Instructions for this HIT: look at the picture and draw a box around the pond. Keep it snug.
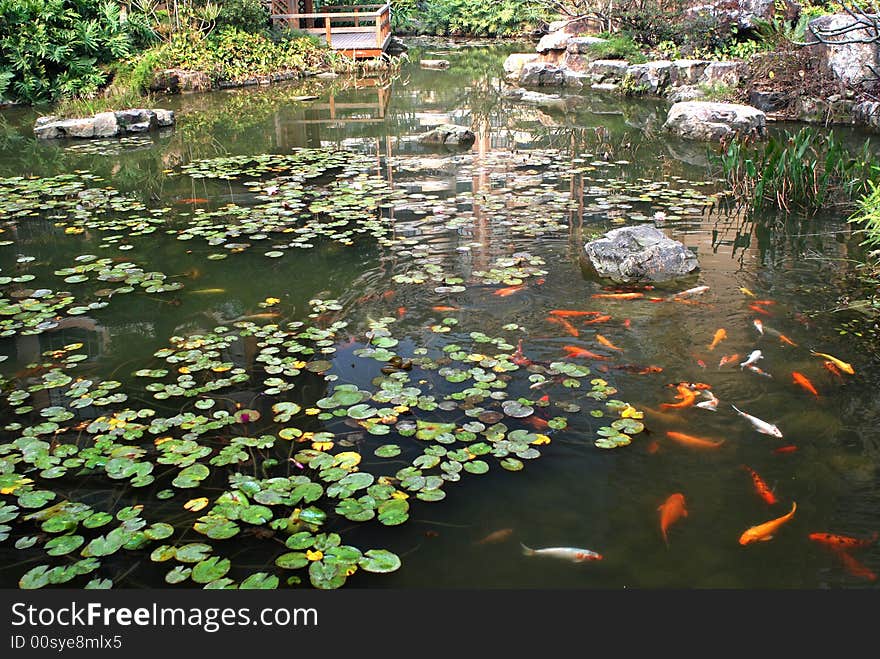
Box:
[1,40,878,590]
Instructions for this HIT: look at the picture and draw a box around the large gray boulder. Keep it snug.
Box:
[698,61,744,87]
[587,59,629,81]
[853,100,880,130]
[626,61,674,94]
[566,36,607,53]
[584,225,699,283]
[536,30,572,53]
[503,53,540,80]
[34,109,175,139]
[417,124,475,148]
[807,13,880,88]
[519,62,567,86]
[663,101,767,141]
[685,0,800,30]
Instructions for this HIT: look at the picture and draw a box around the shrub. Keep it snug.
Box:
[215,0,270,34]
[0,0,153,104]
[588,34,647,63]
[410,0,550,37]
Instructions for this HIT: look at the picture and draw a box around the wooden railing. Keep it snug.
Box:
[268,2,391,49]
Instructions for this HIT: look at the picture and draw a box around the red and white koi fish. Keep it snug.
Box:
[739,350,763,369]
[746,365,773,378]
[753,319,764,335]
[520,543,602,562]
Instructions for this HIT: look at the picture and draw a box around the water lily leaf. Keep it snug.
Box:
[19,565,51,589]
[45,534,85,556]
[500,458,524,472]
[85,578,113,589]
[193,515,240,539]
[335,497,376,522]
[192,556,231,584]
[276,552,309,570]
[309,560,347,589]
[374,444,401,458]
[416,489,446,502]
[285,532,315,550]
[240,505,273,525]
[240,572,279,589]
[502,400,534,418]
[166,565,191,584]
[173,463,210,488]
[291,482,323,504]
[378,498,409,526]
[175,543,212,563]
[611,418,644,434]
[463,460,490,474]
[347,403,378,419]
[144,523,175,540]
[358,549,401,574]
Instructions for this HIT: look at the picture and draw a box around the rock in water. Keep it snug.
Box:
[417,124,476,149]
[663,101,766,141]
[583,225,699,283]
[420,59,450,69]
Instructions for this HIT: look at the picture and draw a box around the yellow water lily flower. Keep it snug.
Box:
[305,408,321,416]
[312,441,334,451]
[264,297,281,306]
[391,490,409,500]
[306,549,323,561]
[531,434,551,446]
[1,477,33,495]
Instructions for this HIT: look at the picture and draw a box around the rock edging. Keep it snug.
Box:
[34,109,174,139]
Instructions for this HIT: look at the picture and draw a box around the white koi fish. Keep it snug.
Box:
[673,285,709,298]
[521,543,603,562]
[747,365,772,378]
[739,350,763,369]
[731,404,784,438]
[695,390,719,411]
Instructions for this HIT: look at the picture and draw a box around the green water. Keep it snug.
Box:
[1,40,879,589]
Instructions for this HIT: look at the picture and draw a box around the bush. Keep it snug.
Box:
[215,0,270,34]
[0,0,154,104]
[588,34,647,63]
[405,0,550,37]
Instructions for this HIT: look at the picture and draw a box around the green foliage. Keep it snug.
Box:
[405,0,551,37]
[215,0,270,34]
[613,3,737,53]
[849,177,880,249]
[0,0,154,104]
[587,34,647,63]
[697,81,736,101]
[716,127,876,214]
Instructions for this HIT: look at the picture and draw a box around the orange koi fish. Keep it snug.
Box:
[549,310,602,317]
[523,416,550,430]
[753,300,775,306]
[432,305,460,312]
[381,290,396,300]
[791,371,819,397]
[547,316,579,337]
[738,501,797,545]
[176,197,210,204]
[595,334,622,351]
[493,285,524,297]
[742,465,778,505]
[773,445,798,454]
[778,334,798,347]
[837,551,878,582]
[707,328,727,350]
[613,364,663,374]
[665,430,725,449]
[476,528,514,545]
[623,318,631,329]
[658,493,688,547]
[749,304,771,316]
[591,292,644,300]
[511,340,533,367]
[397,306,407,319]
[562,345,608,360]
[646,440,660,454]
[696,358,706,369]
[808,532,878,552]
[583,315,612,325]
[660,385,697,410]
[823,361,843,379]
[718,353,740,368]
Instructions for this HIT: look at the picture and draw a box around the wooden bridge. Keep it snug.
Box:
[266,2,392,59]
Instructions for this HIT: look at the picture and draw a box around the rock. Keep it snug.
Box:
[126,121,153,133]
[536,30,572,53]
[504,87,580,109]
[34,116,60,128]
[583,225,699,283]
[150,69,212,93]
[748,89,789,112]
[563,70,590,88]
[421,59,450,69]
[503,53,539,79]
[565,36,607,53]
[663,101,767,141]
[115,109,158,132]
[853,100,880,130]
[684,0,799,30]
[671,59,711,85]
[586,59,629,81]
[154,109,175,127]
[417,124,476,149]
[519,62,566,87]
[807,13,880,88]
[591,83,619,92]
[548,15,604,35]
[625,60,674,94]
[92,112,119,138]
[667,85,706,102]
[699,61,743,87]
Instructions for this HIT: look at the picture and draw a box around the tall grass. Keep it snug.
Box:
[716,127,876,214]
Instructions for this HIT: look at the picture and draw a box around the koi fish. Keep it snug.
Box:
[232,312,282,322]
[738,501,796,545]
[753,319,764,335]
[753,300,775,306]
[432,305,460,312]
[707,328,727,350]
[837,551,878,581]
[523,416,550,431]
[476,528,514,545]
[612,364,663,374]
[696,359,707,369]
[381,290,395,300]
[810,350,854,375]
[695,390,719,411]
[740,287,757,297]
[647,440,660,454]
[397,306,407,319]
[176,197,210,204]
[623,319,631,329]
[583,315,613,325]
[773,444,798,454]
[672,285,709,298]
[547,316,579,337]
[665,430,725,449]
[808,532,878,552]
[739,350,763,369]
[791,371,819,397]
[660,384,697,410]
[591,292,644,300]
[747,365,773,378]
[658,493,688,547]
[493,285,524,297]
[823,361,843,379]
[520,543,603,562]
[778,334,798,347]
[549,310,602,317]
[191,288,226,294]
[595,334,622,351]
[563,345,608,360]
[731,404,783,438]
[749,304,771,316]
[742,465,778,505]
[718,353,740,368]
[511,339,533,367]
